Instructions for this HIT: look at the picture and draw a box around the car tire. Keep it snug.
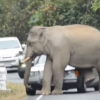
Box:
[77,76,87,93]
[18,70,24,79]
[26,88,36,95]
[18,64,24,79]
[94,86,99,91]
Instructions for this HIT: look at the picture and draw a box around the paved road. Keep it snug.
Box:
[7,71,23,84]
[7,71,100,100]
[26,89,100,100]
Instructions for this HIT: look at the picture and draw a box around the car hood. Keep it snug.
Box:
[31,63,75,72]
[0,48,22,57]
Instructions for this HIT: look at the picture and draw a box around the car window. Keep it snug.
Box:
[34,55,46,65]
[38,55,46,63]
[93,68,98,76]
[0,40,20,49]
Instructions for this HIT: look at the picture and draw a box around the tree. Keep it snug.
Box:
[92,0,100,11]
[29,0,100,30]
[1,0,100,43]
[0,0,48,42]
[0,0,32,42]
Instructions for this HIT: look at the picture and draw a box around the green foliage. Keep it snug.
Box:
[0,0,31,42]
[0,0,100,43]
[29,0,100,30]
[0,0,46,42]
[92,0,100,11]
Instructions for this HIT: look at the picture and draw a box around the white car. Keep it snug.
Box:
[25,55,99,95]
[0,37,23,71]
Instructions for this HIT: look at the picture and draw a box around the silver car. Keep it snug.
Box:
[26,55,99,95]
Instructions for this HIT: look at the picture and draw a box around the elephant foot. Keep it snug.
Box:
[51,89,63,95]
[41,88,51,95]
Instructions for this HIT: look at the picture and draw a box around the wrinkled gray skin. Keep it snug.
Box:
[24,24,100,95]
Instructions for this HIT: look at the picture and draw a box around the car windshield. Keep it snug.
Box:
[34,55,46,65]
[0,40,20,49]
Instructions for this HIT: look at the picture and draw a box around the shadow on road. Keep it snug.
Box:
[27,89,95,96]
[63,90,94,94]
[26,90,95,98]
[7,70,18,73]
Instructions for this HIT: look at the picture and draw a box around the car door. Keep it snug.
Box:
[92,68,99,85]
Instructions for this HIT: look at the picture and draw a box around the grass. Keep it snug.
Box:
[0,83,27,100]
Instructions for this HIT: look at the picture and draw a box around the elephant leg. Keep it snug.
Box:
[82,69,95,83]
[51,52,70,94]
[52,66,64,94]
[97,60,100,92]
[97,71,100,92]
[41,56,52,95]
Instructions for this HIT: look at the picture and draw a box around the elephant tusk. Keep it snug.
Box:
[22,57,31,63]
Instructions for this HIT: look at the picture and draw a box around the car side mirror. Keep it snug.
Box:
[19,51,23,55]
[22,44,26,50]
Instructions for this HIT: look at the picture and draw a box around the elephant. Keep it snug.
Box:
[23,24,100,95]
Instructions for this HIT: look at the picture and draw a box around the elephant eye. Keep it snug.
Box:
[27,42,32,46]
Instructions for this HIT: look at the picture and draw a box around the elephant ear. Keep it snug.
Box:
[38,28,47,47]
[38,28,45,38]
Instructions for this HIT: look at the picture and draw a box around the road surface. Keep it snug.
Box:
[7,71,23,84]
[26,89,100,100]
[7,71,100,100]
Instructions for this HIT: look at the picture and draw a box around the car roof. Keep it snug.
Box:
[0,37,18,41]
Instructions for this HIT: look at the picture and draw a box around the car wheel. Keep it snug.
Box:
[26,88,36,95]
[77,76,87,93]
[94,86,99,91]
[18,64,24,79]
[18,70,24,79]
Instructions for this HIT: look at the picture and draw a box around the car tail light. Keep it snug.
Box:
[75,71,80,77]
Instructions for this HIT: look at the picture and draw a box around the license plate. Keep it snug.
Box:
[0,63,5,66]
[30,72,40,78]
[64,72,76,79]
[4,63,11,67]
[33,72,39,76]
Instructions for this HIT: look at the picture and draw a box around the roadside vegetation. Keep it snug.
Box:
[0,0,100,43]
[0,83,27,100]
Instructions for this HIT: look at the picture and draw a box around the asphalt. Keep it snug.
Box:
[7,71,100,100]
[7,70,23,84]
[26,89,100,100]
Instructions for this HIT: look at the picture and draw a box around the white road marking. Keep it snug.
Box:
[36,95,43,100]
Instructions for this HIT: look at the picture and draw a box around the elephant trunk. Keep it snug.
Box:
[23,48,36,88]
[24,58,32,87]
